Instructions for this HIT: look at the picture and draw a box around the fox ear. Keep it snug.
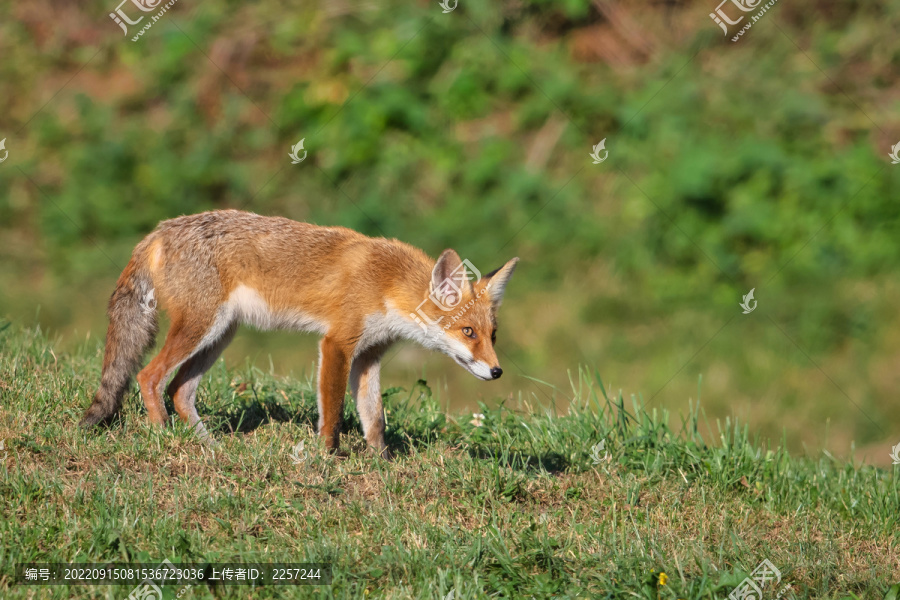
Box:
[485,257,519,308]
[432,249,463,287]
[431,249,464,299]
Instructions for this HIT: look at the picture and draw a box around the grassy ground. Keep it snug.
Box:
[0,321,898,599]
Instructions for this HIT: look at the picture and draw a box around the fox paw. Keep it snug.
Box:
[328,447,350,459]
[371,446,393,461]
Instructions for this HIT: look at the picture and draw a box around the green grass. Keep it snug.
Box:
[0,321,897,599]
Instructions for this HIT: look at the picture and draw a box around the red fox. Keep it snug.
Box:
[80,210,518,457]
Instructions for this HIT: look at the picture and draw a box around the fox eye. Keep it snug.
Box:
[462,327,475,338]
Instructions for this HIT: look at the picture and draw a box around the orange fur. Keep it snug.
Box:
[80,210,519,457]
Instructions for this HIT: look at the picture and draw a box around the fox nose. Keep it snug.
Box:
[490,367,503,379]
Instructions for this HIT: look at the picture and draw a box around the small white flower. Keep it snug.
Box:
[470,413,485,427]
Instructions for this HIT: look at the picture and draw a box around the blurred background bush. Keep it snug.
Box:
[0,0,898,462]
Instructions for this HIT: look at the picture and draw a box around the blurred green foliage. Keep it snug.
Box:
[0,0,898,452]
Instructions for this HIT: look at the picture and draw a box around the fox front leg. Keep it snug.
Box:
[349,344,391,459]
[316,336,352,454]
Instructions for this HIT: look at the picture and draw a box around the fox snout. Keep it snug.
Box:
[469,359,503,381]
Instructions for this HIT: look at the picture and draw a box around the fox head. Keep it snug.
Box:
[411,249,518,381]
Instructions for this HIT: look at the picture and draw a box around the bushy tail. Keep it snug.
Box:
[80,248,159,427]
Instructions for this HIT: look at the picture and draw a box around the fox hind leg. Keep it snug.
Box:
[166,323,237,443]
[136,315,217,426]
